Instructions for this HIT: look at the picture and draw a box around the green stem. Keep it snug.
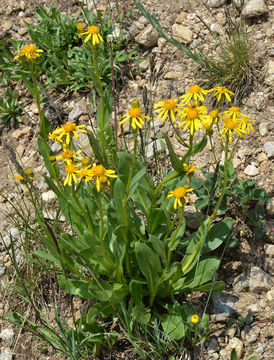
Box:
[167,207,184,264]
[124,130,138,202]
[72,185,94,235]
[209,134,217,164]
[170,116,189,148]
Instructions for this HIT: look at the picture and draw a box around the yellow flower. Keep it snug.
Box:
[56,148,82,164]
[76,23,85,31]
[183,163,200,175]
[219,117,246,142]
[58,122,87,145]
[14,168,34,183]
[14,44,43,61]
[221,106,247,121]
[178,104,208,135]
[167,185,194,209]
[49,155,57,165]
[209,86,234,102]
[202,116,214,130]
[76,165,93,181]
[120,100,150,130]
[191,314,199,324]
[90,164,117,192]
[81,156,90,167]
[64,163,81,186]
[154,99,180,123]
[48,128,63,142]
[79,25,103,45]
[180,85,208,104]
[239,117,255,134]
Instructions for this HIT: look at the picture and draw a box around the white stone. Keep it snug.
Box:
[0,328,14,347]
[225,338,244,359]
[264,141,274,158]
[259,122,268,136]
[264,60,274,86]
[208,0,227,8]
[242,0,269,18]
[135,24,159,48]
[210,23,224,35]
[172,24,193,44]
[265,244,274,257]
[244,164,259,176]
[233,0,245,9]
[266,289,274,302]
[249,266,273,293]
[266,198,274,217]
[41,190,57,204]
[1,228,20,248]
[0,348,13,360]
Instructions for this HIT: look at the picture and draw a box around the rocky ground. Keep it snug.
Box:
[0,0,273,359]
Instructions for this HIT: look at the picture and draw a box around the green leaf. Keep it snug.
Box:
[230,348,239,360]
[194,281,226,292]
[147,208,168,234]
[113,178,127,225]
[134,242,161,295]
[162,133,182,172]
[126,167,147,201]
[149,235,167,266]
[203,217,233,253]
[161,314,185,340]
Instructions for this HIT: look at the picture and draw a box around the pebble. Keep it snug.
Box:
[41,190,57,204]
[208,0,227,8]
[184,205,202,229]
[266,198,274,217]
[266,289,274,302]
[0,267,6,275]
[1,228,20,248]
[249,266,273,293]
[135,24,159,48]
[257,152,267,163]
[225,337,244,359]
[0,348,13,360]
[242,0,269,18]
[171,24,193,44]
[0,328,14,346]
[68,98,88,122]
[255,33,264,40]
[259,122,268,136]
[233,274,249,294]
[212,291,239,316]
[264,60,274,86]
[264,141,274,158]
[244,164,259,176]
[210,23,224,35]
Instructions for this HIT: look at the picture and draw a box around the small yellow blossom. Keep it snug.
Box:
[120,100,150,130]
[48,128,63,142]
[81,156,90,167]
[239,117,255,134]
[209,109,219,122]
[49,155,57,165]
[14,168,34,183]
[64,163,81,186]
[177,104,208,135]
[180,85,208,104]
[58,122,87,145]
[219,117,246,142]
[191,314,199,324]
[167,185,194,209]
[221,106,248,121]
[76,165,93,181]
[209,86,234,102]
[90,163,117,192]
[56,148,83,164]
[183,163,200,175]
[14,44,43,61]
[202,116,214,130]
[154,99,180,123]
[79,25,103,45]
[76,23,85,32]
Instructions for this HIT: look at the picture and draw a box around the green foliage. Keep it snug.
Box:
[230,348,257,360]
[0,88,23,127]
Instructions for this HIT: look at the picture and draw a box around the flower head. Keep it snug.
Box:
[167,185,194,209]
[239,117,255,134]
[56,148,82,164]
[14,168,34,183]
[177,104,208,135]
[14,44,43,61]
[58,122,87,145]
[219,117,246,142]
[221,106,248,121]
[81,156,90,167]
[48,127,63,142]
[79,25,103,45]
[209,86,234,103]
[183,163,200,175]
[120,100,150,130]
[76,165,93,182]
[90,163,117,192]
[191,314,199,324]
[180,85,208,104]
[154,99,180,123]
[64,163,81,186]
[76,23,85,32]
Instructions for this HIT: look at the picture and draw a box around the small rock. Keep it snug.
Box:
[244,164,259,176]
[233,0,245,9]
[172,24,193,44]
[264,141,274,158]
[265,243,274,257]
[210,23,224,35]
[41,190,57,204]
[2,20,13,31]
[207,337,219,351]
[255,33,264,40]
[208,0,227,8]
[0,328,14,346]
[0,348,13,360]
[264,60,274,86]
[266,289,274,302]
[50,142,62,152]
[225,337,244,359]
[247,303,260,314]
[184,205,202,229]
[227,327,237,339]
[0,267,6,275]
[257,152,267,163]
[146,139,164,158]
[1,228,20,248]
[249,266,273,293]
[164,71,183,79]
[266,198,274,217]
[212,292,239,316]
[233,274,249,294]
[135,24,159,48]
[259,122,268,136]
[242,0,269,18]
[68,98,88,122]
[139,60,149,71]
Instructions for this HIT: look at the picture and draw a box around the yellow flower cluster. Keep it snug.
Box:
[14,44,44,62]
[77,23,104,45]
[14,168,34,183]
[48,122,117,189]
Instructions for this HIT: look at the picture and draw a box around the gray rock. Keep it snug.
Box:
[233,274,249,294]
[266,289,274,302]
[146,139,164,158]
[265,243,274,257]
[233,0,245,9]
[184,205,202,229]
[172,24,193,44]
[208,0,227,8]
[68,98,88,122]
[244,164,259,176]
[247,303,260,314]
[264,141,274,158]
[139,60,149,71]
[1,228,20,248]
[0,328,14,346]
[210,23,224,35]
[0,267,6,275]
[135,24,159,48]
[41,190,57,204]
[225,338,244,359]
[0,348,13,360]
[212,291,239,316]
[50,142,62,153]
[264,60,274,86]
[242,0,269,18]
[249,266,273,293]
[259,122,268,136]
[207,337,219,351]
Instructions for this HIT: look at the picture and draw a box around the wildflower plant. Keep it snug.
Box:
[5,4,268,358]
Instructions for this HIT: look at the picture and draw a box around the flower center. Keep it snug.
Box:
[241,118,248,124]
[93,165,105,177]
[63,122,76,132]
[65,164,76,174]
[88,25,99,34]
[229,106,239,113]
[189,85,201,94]
[23,44,36,55]
[76,23,85,31]
[187,108,199,119]
[81,157,90,165]
[128,107,141,117]
[209,110,218,118]
[173,187,186,199]
[224,118,236,130]
[164,99,176,110]
[62,150,73,159]
[203,119,211,130]
[78,168,88,177]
